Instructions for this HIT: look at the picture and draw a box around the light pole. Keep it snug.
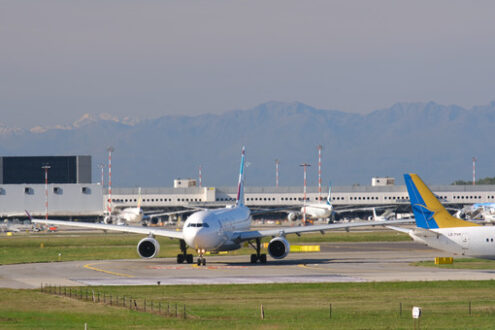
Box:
[107,147,114,214]
[317,145,322,201]
[41,164,51,220]
[98,163,105,187]
[300,163,311,225]
[275,159,279,188]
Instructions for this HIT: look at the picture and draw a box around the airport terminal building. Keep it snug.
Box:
[1,157,495,220]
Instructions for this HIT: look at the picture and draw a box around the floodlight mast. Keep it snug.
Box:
[41,164,51,220]
[107,147,114,214]
[300,163,311,225]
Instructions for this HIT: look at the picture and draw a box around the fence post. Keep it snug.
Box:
[159,301,161,314]
[183,305,186,319]
[329,303,332,319]
[400,302,402,316]
[469,301,472,315]
[261,304,265,320]
[144,299,147,312]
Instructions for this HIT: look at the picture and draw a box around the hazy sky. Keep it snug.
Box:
[1,1,495,128]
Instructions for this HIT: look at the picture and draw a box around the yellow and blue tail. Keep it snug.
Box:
[404,173,478,229]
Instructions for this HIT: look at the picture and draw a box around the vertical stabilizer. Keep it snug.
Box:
[326,182,332,206]
[137,187,142,209]
[404,173,478,229]
[236,147,246,206]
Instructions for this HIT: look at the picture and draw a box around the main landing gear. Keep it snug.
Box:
[249,238,267,264]
[176,240,193,264]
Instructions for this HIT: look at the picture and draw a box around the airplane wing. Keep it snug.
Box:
[31,219,184,239]
[233,219,414,242]
[146,209,202,220]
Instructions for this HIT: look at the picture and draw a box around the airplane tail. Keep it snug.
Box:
[326,183,332,206]
[235,146,246,206]
[137,187,142,209]
[404,173,478,229]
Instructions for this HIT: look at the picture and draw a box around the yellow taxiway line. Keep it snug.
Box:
[83,263,135,278]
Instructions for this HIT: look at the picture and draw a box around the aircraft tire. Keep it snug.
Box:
[177,254,184,264]
[250,254,257,263]
[260,254,267,264]
[186,254,193,264]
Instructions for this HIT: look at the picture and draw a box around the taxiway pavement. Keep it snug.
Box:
[2,241,494,289]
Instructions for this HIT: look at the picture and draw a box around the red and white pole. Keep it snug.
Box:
[275,159,279,188]
[300,163,311,225]
[472,157,477,186]
[318,145,322,201]
[107,147,114,213]
[199,165,202,188]
[42,165,51,220]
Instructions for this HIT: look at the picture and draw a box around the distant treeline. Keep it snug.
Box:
[452,177,495,185]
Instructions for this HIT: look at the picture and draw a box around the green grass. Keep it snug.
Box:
[1,281,495,328]
[414,258,495,269]
[0,230,410,265]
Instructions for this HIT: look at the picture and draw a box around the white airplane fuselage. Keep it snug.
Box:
[411,226,495,259]
[183,205,251,252]
[117,207,144,224]
[301,203,333,219]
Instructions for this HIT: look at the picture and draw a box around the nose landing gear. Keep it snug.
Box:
[197,249,206,266]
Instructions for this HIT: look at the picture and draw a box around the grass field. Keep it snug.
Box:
[1,281,495,329]
[0,230,409,265]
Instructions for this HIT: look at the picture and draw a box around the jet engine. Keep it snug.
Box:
[267,237,290,259]
[137,237,160,258]
[287,212,298,221]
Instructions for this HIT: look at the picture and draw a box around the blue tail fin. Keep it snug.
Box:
[404,173,478,229]
[236,146,246,206]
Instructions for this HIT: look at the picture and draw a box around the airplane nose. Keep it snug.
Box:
[184,227,220,250]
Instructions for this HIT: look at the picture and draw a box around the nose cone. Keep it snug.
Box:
[183,211,221,250]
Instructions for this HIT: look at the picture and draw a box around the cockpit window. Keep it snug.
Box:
[187,223,209,228]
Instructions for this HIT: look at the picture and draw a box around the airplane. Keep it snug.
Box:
[287,185,333,222]
[103,188,196,226]
[461,203,495,223]
[104,187,144,225]
[31,147,413,266]
[388,173,495,260]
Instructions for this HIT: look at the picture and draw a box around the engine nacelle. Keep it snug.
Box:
[268,237,290,259]
[137,237,160,259]
[287,212,298,221]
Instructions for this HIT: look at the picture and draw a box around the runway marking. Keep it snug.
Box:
[146,264,248,270]
[83,263,135,278]
[298,264,325,270]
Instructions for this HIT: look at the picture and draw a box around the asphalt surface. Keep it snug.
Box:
[2,241,495,289]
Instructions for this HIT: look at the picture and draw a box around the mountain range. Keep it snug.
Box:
[1,101,494,187]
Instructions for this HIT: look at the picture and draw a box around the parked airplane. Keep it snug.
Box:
[287,185,333,222]
[462,203,495,223]
[104,188,144,225]
[31,147,412,266]
[388,174,495,259]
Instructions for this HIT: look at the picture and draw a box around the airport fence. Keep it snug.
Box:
[40,283,192,319]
